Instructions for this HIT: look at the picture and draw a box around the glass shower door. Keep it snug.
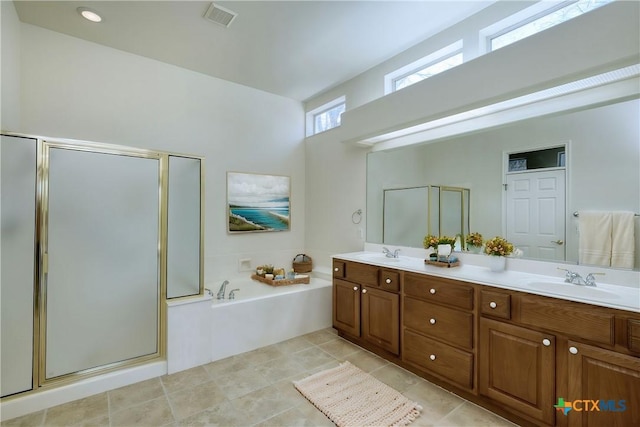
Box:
[44,146,160,380]
[1,135,37,397]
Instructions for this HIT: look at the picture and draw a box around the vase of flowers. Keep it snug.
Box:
[437,235,457,261]
[484,236,514,272]
[424,234,439,260]
[465,232,483,253]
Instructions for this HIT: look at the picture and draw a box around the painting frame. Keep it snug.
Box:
[227,172,291,233]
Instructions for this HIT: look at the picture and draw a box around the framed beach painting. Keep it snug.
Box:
[227,172,290,233]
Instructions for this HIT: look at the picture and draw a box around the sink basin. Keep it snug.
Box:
[356,253,401,263]
[524,281,619,300]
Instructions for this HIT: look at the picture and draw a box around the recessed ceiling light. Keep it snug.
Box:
[77,7,102,23]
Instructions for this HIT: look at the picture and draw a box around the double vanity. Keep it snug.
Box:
[331,251,640,427]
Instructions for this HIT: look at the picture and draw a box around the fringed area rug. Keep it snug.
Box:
[293,361,422,427]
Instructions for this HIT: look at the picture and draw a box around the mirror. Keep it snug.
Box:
[367,97,640,270]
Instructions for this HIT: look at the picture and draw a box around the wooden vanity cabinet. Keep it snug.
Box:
[332,260,400,355]
[479,317,556,425]
[402,273,476,390]
[479,287,640,427]
[566,341,640,427]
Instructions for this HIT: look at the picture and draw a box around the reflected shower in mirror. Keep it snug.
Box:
[381,185,469,249]
[367,97,640,270]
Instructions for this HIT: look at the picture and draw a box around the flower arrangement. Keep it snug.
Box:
[423,234,439,249]
[484,236,514,257]
[438,235,457,246]
[466,232,483,248]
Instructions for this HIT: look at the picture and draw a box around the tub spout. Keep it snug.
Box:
[216,280,229,300]
[228,289,240,300]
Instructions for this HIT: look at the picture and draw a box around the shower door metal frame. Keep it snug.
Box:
[1,131,205,396]
[38,139,166,387]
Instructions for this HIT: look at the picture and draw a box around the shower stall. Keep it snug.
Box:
[1,133,203,398]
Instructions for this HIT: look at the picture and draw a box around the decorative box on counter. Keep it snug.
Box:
[251,273,310,286]
[425,255,460,268]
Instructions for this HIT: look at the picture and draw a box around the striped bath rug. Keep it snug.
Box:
[293,361,422,427]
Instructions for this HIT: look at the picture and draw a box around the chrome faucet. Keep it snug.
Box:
[216,280,229,299]
[228,289,240,300]
[558,268,603,287]
[382,247,401,258]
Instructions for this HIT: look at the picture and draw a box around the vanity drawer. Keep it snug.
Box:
[403,329,473,389]
[332,260,345,278]
[404,298,473,350]
[379,269,400,293]
[628,319,640,353]
[345,262,378,287]
[404,273,474,310]
[480,290,511,320]
[517,295,615,345]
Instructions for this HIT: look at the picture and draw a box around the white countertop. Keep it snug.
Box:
[333,250,640,313]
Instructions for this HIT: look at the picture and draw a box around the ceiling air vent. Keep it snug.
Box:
[203,2,237,28]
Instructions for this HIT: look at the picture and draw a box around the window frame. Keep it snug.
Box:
[480,0,614,53]
[384,40,463,95]
[305,96,346,137]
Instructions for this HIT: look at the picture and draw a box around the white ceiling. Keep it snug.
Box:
[13,1,496,101]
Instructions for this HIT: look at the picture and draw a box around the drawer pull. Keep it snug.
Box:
[542,339,551,347]
[429,354,436,361]
[429,318,436,325]
[362,289,367,294]
[489,302,497,309]
[353,286,358,291]
[569,346,579,355]
[429,288,436,294]
[334,267,339,272]
[385,278,392,284]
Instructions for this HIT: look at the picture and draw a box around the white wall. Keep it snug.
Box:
[1,1,21,130]
[17,23,305,282]
[304,1,640,271]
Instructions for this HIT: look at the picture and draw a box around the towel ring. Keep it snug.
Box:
[352,209,362,224]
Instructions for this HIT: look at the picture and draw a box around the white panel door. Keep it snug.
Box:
[506,170,566,261]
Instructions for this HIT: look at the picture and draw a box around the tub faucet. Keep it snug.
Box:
[216,280,229,299]
[228,289,240,300]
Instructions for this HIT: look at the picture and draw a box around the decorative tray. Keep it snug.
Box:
[251,274,310,286]
[425,259,460,268]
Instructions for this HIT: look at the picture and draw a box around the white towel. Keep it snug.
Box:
[578,211,612,267]
[611,211,635,269]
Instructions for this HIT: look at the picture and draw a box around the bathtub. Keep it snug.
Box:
[209,276,333,361]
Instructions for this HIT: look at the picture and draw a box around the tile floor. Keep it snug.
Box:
[2,328,518,427]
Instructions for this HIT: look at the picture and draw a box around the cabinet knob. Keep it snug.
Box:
[334,267,339,272]
[429,354,436,361]
[569,346,579,355]
[362,289,367,294]
[542,338,551,347]
[385,278,392,284]
[353,286,358,291]
[429,318,436,325]
[489,301,497,309]
[429,288,436,294]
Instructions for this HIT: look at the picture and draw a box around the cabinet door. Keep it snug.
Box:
[362,287,399,355]
[333,279,360,337]
[567,341,640,427]
[480,318,555,425]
